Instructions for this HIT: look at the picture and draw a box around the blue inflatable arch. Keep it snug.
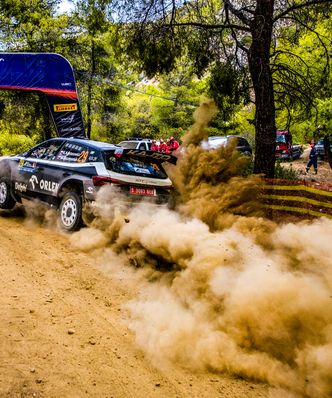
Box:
[0,53,87,138]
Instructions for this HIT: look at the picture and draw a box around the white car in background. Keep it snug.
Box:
[201,135,253,156]
[117,138,154,151]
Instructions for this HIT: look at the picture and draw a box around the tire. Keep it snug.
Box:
[167,191,177,210]
[0,177,16,210]
[58,192,83,232]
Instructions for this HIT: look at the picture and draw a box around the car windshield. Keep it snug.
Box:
[276,134,287,143]
[105,154,168,179]
[118,141,139,149]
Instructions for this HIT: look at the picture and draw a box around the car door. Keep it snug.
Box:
[138,142,148,151]
[30,140,68,203]
[12,140,64,202]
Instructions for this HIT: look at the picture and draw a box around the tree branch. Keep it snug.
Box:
[274,0,332,22]
[168,21,251,33]
[224,0,251,26]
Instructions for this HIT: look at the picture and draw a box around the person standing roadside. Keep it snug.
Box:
[168,136,180,152]
[306,142,318,174]
[150,140,159,151]
[158,138,168,153]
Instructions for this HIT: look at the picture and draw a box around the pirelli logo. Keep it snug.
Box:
[53,103,78,112]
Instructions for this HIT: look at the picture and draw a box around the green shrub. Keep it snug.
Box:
[274,161,301,180]
[0,133,36,156]
[240,159,300,180]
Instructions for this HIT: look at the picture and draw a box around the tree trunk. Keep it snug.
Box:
[41,96,53,140]
[248,0,276,178]
[323,135,332,169]
[86,39,96,139]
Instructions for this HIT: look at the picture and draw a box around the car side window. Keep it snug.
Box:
[29,141,63,160]
[29,144,49,159]
[138,143,146,150]
[54,142,90,163]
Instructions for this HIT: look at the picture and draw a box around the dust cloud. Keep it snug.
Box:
[69,100,332,398]
[168,99,264,231]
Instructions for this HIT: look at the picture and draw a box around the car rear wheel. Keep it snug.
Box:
[58,192,83,231]
[0,177,16,209]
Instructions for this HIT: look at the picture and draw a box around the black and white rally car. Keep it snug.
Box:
[0,138,176,231]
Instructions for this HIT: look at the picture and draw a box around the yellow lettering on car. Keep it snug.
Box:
[77,150,89,163]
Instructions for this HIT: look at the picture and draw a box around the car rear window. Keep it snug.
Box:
[105,153,168,179]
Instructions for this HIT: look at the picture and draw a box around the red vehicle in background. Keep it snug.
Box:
[275,131,302,160]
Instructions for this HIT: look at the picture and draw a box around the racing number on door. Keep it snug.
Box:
[77,150,89,163]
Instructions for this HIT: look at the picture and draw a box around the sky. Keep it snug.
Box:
[57,0,75,14]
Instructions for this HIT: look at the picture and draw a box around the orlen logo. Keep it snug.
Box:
[28,176,59,193]
[29,175,39,190]
[53,103,78,112]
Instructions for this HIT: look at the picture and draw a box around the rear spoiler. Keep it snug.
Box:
[109,148,178,165]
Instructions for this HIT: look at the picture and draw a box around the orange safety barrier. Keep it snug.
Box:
[261,178,332,219]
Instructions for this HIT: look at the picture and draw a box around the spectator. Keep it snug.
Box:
[168,136,180,152]
[306,142,318,174]
[158,139,168,153]
[165,138,171,153]
[150,140,158,151]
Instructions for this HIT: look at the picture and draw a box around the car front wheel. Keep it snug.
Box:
[58,192,83,231]
[0,177,16,209]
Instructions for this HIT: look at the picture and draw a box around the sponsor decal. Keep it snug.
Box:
[28,175,59,194]
[127,149,147,156]
[40,179,59,193]
[134,167,150,174]
[29,175,38,190]
[18,159,37,173]
[77,150,89,163]
[126,149,171,161]
[88,156,98,162]
[0,58,4,62]
[150,152,171,161]
[53,103,78,112]
[60,114,75,123]
[60,127,81,132]
[15,182,27,193]
[61,82,72,87]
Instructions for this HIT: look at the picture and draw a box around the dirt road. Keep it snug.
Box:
[0,211,269,398]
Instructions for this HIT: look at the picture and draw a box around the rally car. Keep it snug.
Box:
[0,138,176,231]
